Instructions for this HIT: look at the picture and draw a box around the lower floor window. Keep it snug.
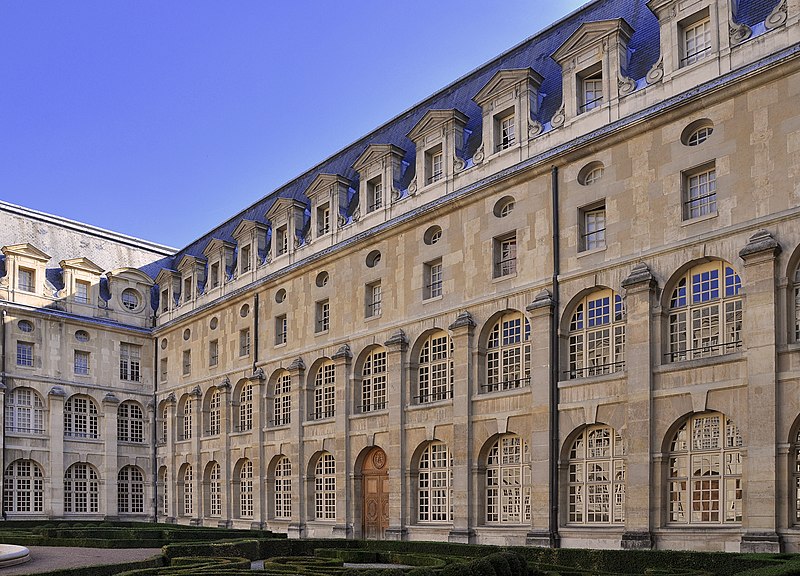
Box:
[64,463,99,513]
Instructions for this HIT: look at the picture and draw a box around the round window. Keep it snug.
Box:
[424,225,443,245]
[240,303,250,318]
[681,119,714,146]
[121,288,140,311]
[75,330,90,342]
[493,196,515,218]
[578,161,604,186]
[183,329,191,341]
[316,271,329,288]
[275,288,287,303]
[210,317,218,330]
[160,338,168,350]
[18,320,34,333]
[366,250,382,268]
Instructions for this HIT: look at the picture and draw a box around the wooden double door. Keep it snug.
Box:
[361,447,389,539]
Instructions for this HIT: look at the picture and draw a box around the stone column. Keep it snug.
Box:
[332,344,353,539]
[525,290,557,547]
[48,386,66,517]
[164,392,177,523]
[739,230,782,553]
[102,392,120,519]
[384,330,409,541]
[250,369,266,529]
[190,385,202,526]
[448,311,476,543]
[287,358,306,539]
[620,263,657,549]
[218,377,232,527]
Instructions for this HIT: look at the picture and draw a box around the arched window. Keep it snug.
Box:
[314,453,336,520]
[239,383,253,432]
[668,411,743,524]
[5,387,45,434]
[485,435,531,524]
[418,442,452,522]
[275,456,292,520]
[567,425,626,524]
[3,459,44,513]
[118,401,144,443]
[794,267,800,342]
[158,466,168,516]
[118,465,144,514]
[360,348,387,413]
[485,312,530,392]
[273,371,291,426]
[208,390,221,435]
[209,462,222,516]
[64,395,99,439]
[160,404,168,443]
[417,332,453,403]
[240,460,253,518]
[668,262,742,361]
[568,290,625,379]
[312,361,335,420]
[181,465,193,516]
[64,463,99,513]
[180,396,193,440]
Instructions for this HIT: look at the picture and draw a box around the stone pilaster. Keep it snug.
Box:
[164,392,177,522]
[332,344,353,539]
[738,230,782,553]
[620,263,657,549]
[48,386,66,517]
[525,290,558,547]
[448,311,476,543]
[217,377,232,527]
[190,385,202,525]
[249,369,265,529]
[102,392,120,519]
[384,330,409,541]
[287,357,306,539]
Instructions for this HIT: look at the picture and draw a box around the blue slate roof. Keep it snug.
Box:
[160,0,779,278]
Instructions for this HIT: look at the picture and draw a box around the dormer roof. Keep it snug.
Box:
[265,197,307,222]
[472,68,544,106]
[406,109,469,142]
[202,238,236,258]
[59,257,104,275]
[305,173,352,199]
[231,219,268,240]
[176,255,207,273]
[551,18,634,63]
[107,267,154,285]
[352,144,406,173]
[2,243,51,262]
[155,268,180,285]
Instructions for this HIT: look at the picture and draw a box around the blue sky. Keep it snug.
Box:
[1,1,587,249]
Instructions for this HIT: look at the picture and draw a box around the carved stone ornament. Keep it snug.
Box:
[288,357,306,372]
[190,385,202,397]
[453,155,465,173]
[528,120,544,139]
[332,343,352,360]
[646,55,664,85]
[166,392,177,404]
[408,179,417,196]
[765,0,787,30]
[392,186,402,202]
[527,289,554,312]
[103,392,120,404]
[618,73,636,97]
[217,376,231,390]
[384,329,409,349]
[293,234,302,249]
[449,310,476,330]
[739,229,782,260]
[551,103,566,129]
[473,145,485,165]
[337,213,347,228]
[352,205,361,222]
[250,367,265,381]
[621,262,656,289]
[304,229,313,246]
[729,20,752,45]
[49,385,67,397]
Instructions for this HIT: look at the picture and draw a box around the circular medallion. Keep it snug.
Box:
[372,450,386,469]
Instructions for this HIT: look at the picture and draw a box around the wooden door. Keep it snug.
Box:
[362,447,389,539]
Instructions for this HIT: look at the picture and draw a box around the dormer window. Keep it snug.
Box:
[579,65,603,113]
[353,144,405,216]
[497,112,515,150]
[209,262,220,289]
[407,109,468,191]
[681,11,711,67]
[426,146,443,184]
[240,245,251,273]
[276,226,288,257]
[368,177,383,212]
[183,277,192,303]
[75,280,89,304]
[18,268,34,292]
[317,203,330,236]
[161,289,169,312]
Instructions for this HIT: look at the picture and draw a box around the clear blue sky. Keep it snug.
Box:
[1,1,587,249]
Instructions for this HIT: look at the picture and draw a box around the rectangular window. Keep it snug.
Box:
[426,146,443,184]
[316,300,330,333]
[183,277,192,303]
[240,244,251,273]
[74,350,90,375]
[276,226,288,257]
[579,65,603,113]
[18,268,35,292]
[494,234,517,278]
[368,178,383,212]
[119,343,141,381]
[209,339,219,367]
[276,314,287,345]
[160,358,168,382]
[581,204,606,251]
[682,14,712,66]
[239,328,251,357]
[497,112,515,150]
[182,350,191,376]
[317,204,331,236]
[366,282,382,317]
[16,341,33,367]
[425,260,443,299]
[75,281,90,304]
[161,289,170,312]
[684,164,717,220]
[210,262,220,289]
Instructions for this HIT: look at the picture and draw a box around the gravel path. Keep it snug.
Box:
[0,546,162,575]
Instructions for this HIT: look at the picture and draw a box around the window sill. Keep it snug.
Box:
[492,271,517,283]
[681,210,718,227]
[423,295,443,304]
[350,409,388,420]
[559,370,626,388]
[314,329,330,337]
[274,342,287,349]
[474,384,531,399]
[654,350,745,373]
[365,313,381,322]
[303,417,335,426]
[406,399,452,412]
[577,245,606,258]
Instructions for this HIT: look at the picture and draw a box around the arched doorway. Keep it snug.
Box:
[361,446,389,539]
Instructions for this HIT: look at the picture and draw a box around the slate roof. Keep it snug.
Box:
[162,0,780,277]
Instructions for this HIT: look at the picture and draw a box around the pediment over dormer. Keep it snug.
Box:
[265,197,307,223]
[59,257,104,275]
[176,255,207,273]
[232,219,268,241]
[406,109,469,142]
[107,267,154,286]
[202,238,235,259]
[551,19,634,64]
[305,173,352,200]
[2,243,51,262]
[155,268,179,286]
[473,68,544,107]
[352,144,406,173]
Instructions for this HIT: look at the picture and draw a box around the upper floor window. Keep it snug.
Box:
[316,299,330,333]
[684,163,717,220]
[317,203,331,236]
[239,328,251,357]
[668,411,742,524]
[208,389,221,435]
[681,12,712,67]
[118,401,144,443]
[160,358,168,383]
[496,112,515,151]
[276,314,287,346]
[578,161,604,186]
[426,147,444,184]
[424,226,442,246]
[312,361,335,420]
[568,290,625,379]
[418,441,452,522]
[793,428,800,524]
[16,342,33,367]
[359,348,387,413]
[567,425,626,524]
[160,404,168,443]
[424,259,443,300]
[314,452,336,520]
[273,371,291,426]
[276,226,288,257]
[121,288,140,311]
[182,350,191,376]
[180,396,193,441]
[239,383,253,432]
[682,119,714,146]
[64,395,99,439]
[74,350,90,375]
[580,203,606,252]
[18,267,35,292]
[579,65,603,113]
[5,387,45,435]
[486,435,531,524]
[417,332,453,403]
[18,320,33,333]
[209,262,220,289]
[182,277,193,303]
[485,312,530,392]
[75,280,90,304]
[240,244,251,273]
[366,282,382,318]
[668,261,742,362]
[494,233,517,278]
[368,178,383,212]
[119,343,141,382]
[209,339,219,367]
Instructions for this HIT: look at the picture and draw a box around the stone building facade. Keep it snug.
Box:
[2,0,800,553]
